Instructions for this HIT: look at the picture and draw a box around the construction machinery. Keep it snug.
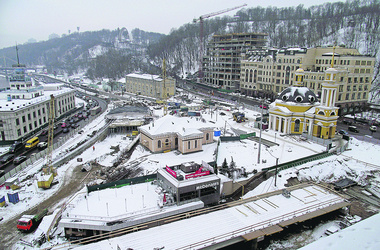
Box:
[17,209,48,232]
[37,94,57,189]
[233,112,246,123]
[193,4,247,83]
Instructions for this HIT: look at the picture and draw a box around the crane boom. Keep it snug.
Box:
[194,4,247,22]
[193,4,247,83]
[46,94,55,169]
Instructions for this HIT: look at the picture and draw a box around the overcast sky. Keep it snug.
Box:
[0,0,343,49]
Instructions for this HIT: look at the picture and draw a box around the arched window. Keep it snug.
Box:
[331,111,336,116]
[294,119,300,132]
[158,140,162,148]
[245,69,249,82]
[318,111,325,115]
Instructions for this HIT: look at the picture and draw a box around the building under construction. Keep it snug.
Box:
[202,33,268,91]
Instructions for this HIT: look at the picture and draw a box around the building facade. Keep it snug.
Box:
[269,66,339,139]
[203,33,268,91]
[0,67,75,144]
[241,46,375,115]
[138,115,214,154]
[125,73,176,99]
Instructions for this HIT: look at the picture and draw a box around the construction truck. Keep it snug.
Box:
[17,209,48,232]
[233,112,246,123]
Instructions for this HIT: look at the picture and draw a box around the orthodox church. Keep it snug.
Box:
[268,60,339,139]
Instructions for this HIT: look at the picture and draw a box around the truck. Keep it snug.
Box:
[233,112,246,123]
[17,209,48,232]
[90,106,101,116]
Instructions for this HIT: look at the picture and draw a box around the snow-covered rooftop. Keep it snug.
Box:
[139,114,214,137]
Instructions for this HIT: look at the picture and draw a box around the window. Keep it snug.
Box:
[33,111,36,118]
[29,124,32,130]
[188,141,191,149]
[28,114,31,121]
[16,118,20,126]
[24,126,27,133]
[206,133,209,140]
[195,140,198,148]
[158,140,161,148]
[17,129,21,136]
[294,119,300,132]
[318,111,325,115]
[34,121,37,128]
[22,116,26,123]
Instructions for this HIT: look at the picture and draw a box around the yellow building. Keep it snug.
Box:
[269,64,339,139]
[125,73,176,99]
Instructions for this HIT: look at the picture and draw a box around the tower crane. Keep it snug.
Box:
[162,59,167,115]
[193,4,247,83]
[37,94,57,189]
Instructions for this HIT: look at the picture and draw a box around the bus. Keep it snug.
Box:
[25,137,39,149]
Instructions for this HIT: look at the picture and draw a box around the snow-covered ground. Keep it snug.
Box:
[1,92,379,249]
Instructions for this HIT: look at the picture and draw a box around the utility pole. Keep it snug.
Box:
[257,99,263,164]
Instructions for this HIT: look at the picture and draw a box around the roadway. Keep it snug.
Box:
[336,117,379,140]
[0,92,108,176]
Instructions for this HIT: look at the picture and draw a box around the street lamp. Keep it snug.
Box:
[265,147,279,187]
[257,98,263,164]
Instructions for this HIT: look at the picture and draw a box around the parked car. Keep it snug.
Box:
[343,119,353,125]
[338,130,348,135]
[71,123,80,129]
[0,154,15,163]
[370,126,377,132]
[13,155,27,165]
[37,142,48,149]
[348,126,359,133]
[63,128,70,133]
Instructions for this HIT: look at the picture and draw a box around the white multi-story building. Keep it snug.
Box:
[0,67,75,144]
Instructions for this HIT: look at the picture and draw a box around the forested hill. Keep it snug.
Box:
[0,0,378,86]
[0,28,163,78]
[148,0,379,79]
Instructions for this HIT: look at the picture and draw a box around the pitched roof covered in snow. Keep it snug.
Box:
[139,115,214,138]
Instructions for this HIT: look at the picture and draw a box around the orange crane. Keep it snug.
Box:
[193,4,247,83]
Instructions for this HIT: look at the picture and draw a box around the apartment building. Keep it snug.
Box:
[0,67,75,144]
[125,73,176,99]
[202,33,268,91]
[240,46,375,115]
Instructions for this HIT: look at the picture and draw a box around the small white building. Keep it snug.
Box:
[138,115,215,154]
